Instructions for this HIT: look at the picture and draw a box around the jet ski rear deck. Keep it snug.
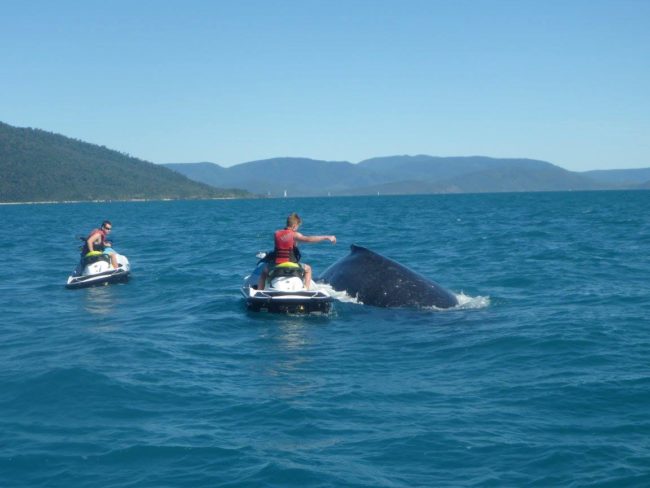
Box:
[242,286,332,313]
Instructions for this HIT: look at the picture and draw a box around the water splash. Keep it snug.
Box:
[454,292,491,310]
[313,282,362,304]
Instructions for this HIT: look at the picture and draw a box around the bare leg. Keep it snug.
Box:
[110,253,119,269]
[303,264,312,290]
[257,266,268,290]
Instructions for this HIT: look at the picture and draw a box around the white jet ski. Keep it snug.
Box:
[66,251,130,289]
[241,253,332,314]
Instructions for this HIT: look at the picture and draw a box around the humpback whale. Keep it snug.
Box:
[319,245,458,309]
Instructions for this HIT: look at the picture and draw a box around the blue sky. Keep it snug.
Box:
[1,0,648,170]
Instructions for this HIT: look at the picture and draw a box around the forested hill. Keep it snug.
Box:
[165,156,611,197]
[0,122,250,203]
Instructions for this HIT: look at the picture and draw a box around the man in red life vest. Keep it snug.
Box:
[257,212,336,290]
[83,220,119,269]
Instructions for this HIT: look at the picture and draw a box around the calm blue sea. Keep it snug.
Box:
[1,191,649,487]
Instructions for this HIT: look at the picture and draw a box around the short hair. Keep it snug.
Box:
[286,213,301,228]
[101,220,112,229]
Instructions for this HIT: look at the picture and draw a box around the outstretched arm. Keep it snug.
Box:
[294,232,336,244]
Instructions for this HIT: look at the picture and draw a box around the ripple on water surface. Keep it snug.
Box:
[1,193,650,486]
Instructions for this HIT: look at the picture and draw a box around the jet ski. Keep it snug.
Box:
[66,251,130,289]
[241,252,332,314]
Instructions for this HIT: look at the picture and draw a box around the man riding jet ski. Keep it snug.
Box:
[66,220,130,289]
[241,212,336,313]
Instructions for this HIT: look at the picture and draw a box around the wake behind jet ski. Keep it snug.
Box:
[241,252,332,314]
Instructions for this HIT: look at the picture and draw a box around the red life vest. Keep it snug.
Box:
[274,229,297,264]
[82,228,107,254]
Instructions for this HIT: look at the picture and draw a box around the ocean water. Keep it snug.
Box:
[1,191,649,487]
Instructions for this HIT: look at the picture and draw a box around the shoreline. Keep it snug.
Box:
[0,196,250,205]
[0,188,643,206]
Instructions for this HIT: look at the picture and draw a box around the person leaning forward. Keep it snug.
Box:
[257,212,336,290]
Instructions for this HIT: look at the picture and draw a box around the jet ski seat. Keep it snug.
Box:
[268,262,305,280]
[82,251,111,266]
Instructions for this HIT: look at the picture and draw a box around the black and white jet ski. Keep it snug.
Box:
[66,251,130,289]
[241,252,332,314]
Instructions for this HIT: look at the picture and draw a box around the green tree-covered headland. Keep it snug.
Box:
[0,121,249,203]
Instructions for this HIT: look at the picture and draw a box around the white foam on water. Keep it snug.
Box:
[414,291,491,312]
[313,282,363,305]
[453,292,491,309]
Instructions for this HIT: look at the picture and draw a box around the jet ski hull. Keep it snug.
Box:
[241,287,332,314]
[66,268,130,289]
[66,253,130,289]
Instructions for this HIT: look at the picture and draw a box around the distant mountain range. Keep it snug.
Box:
[582,168,650,186]
[2,120,648,202]
[0,121,250,203]
[164,156,650,197]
